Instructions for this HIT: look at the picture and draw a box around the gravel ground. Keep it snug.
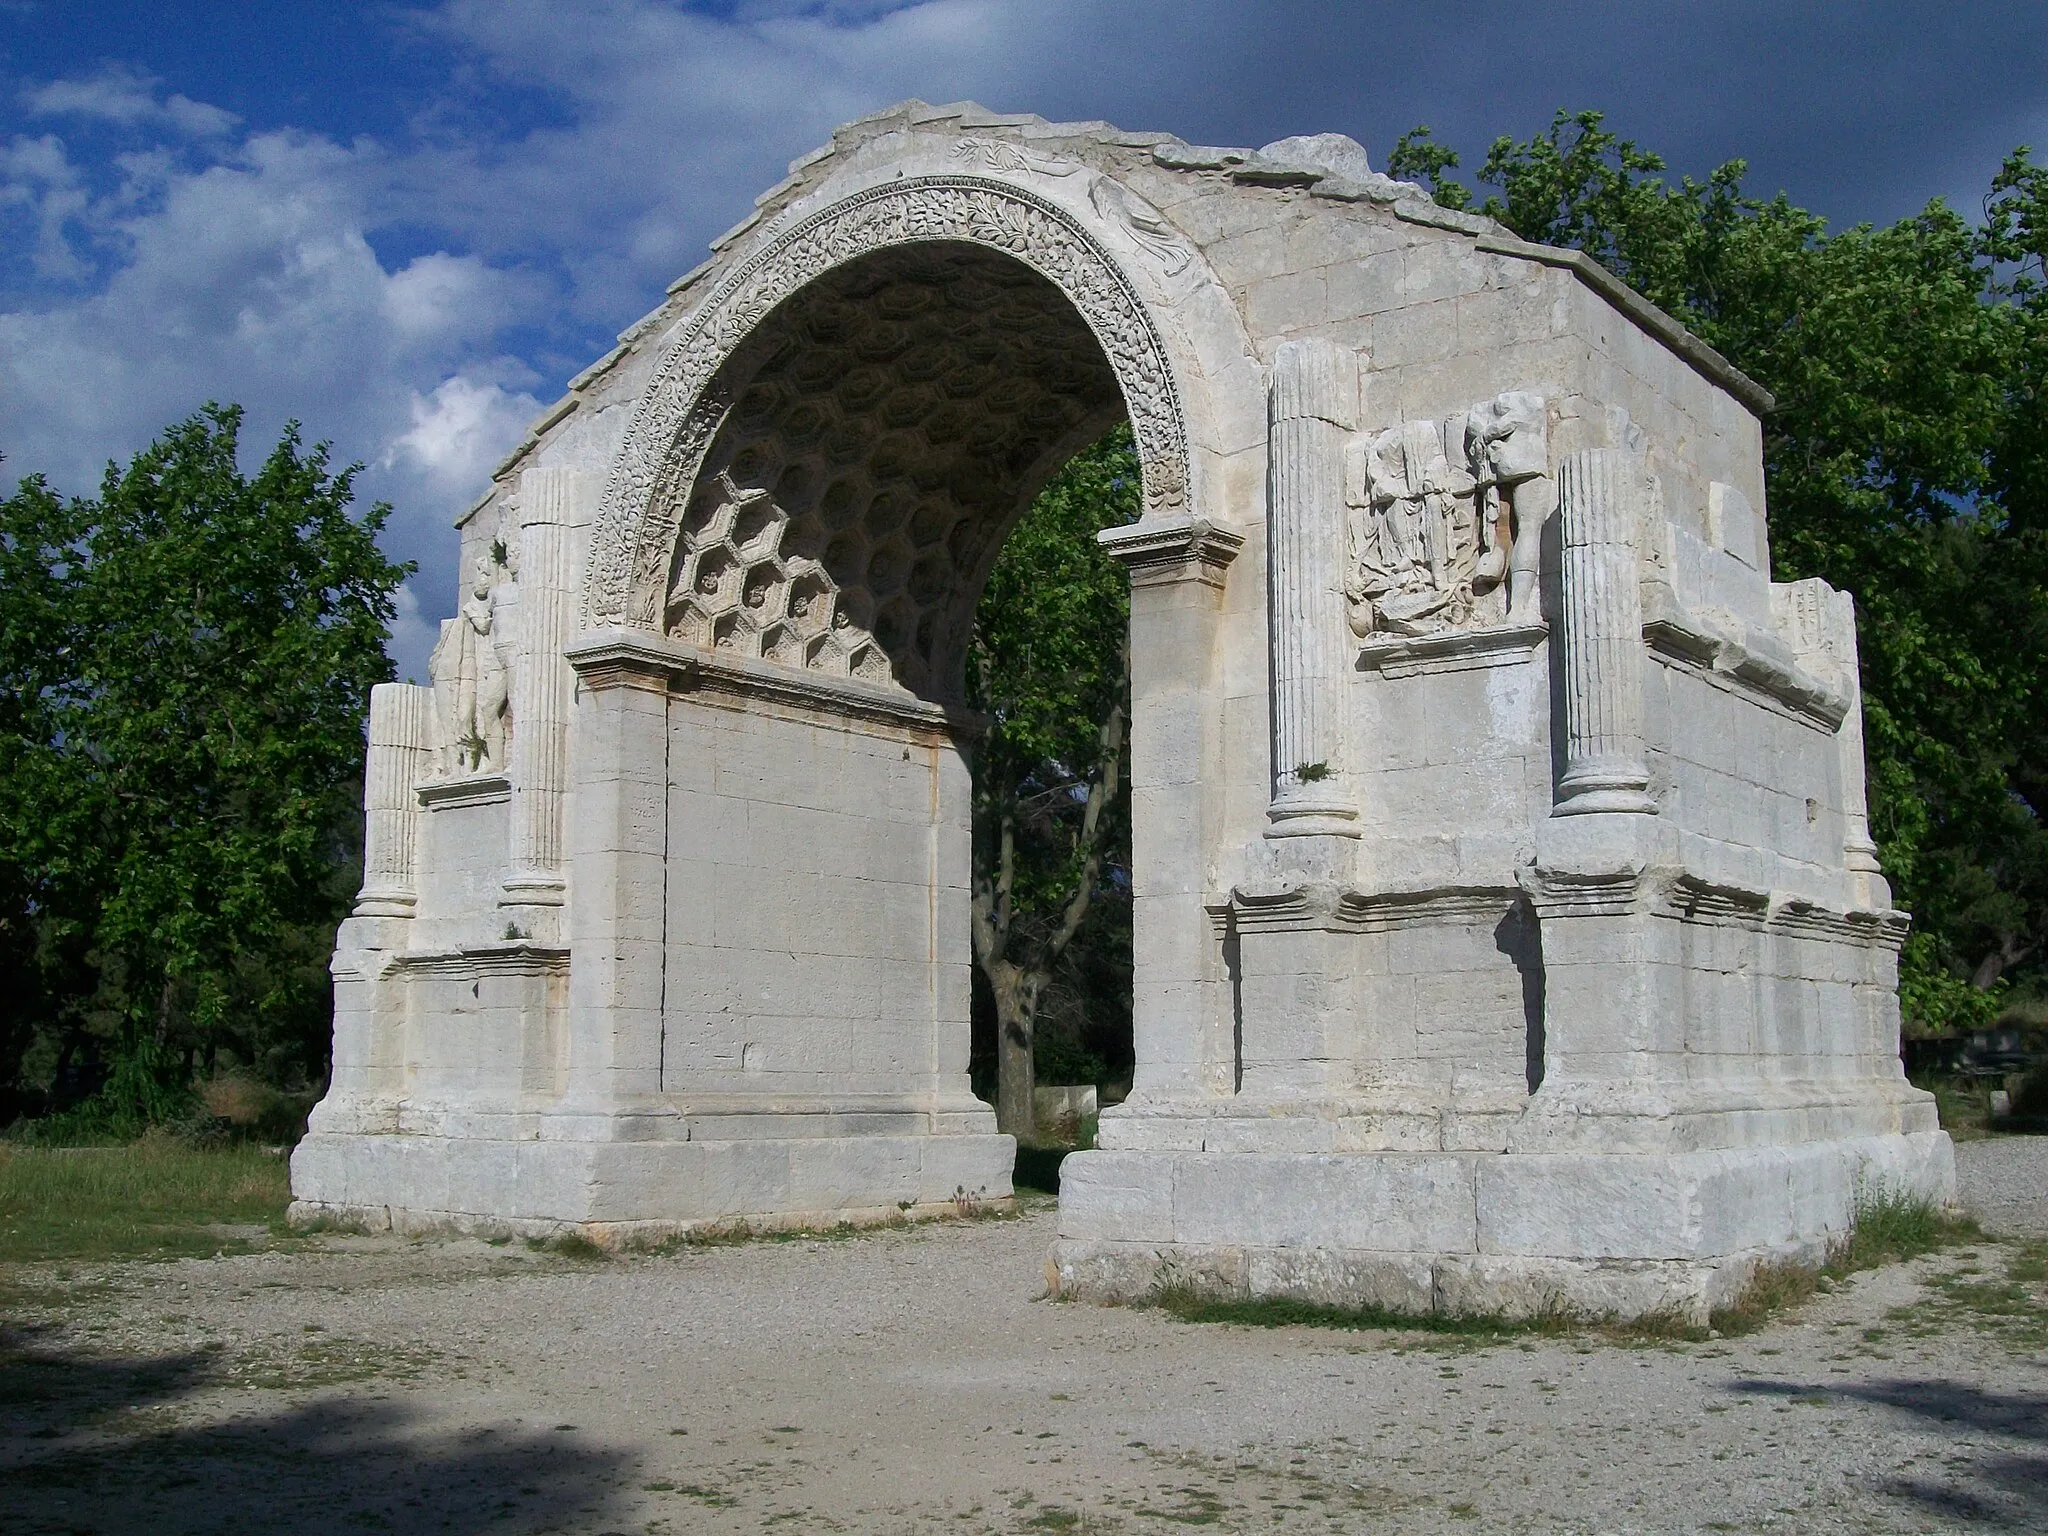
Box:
[1956,1135,2048,1239]
[2,1188,2044,1536]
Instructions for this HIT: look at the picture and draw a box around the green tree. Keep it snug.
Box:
[968,427,1137,1140]
[0,405,410,1128]
[1391,112,2048,1026]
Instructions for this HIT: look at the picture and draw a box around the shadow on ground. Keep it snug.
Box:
[1734,1375,2048,1529]
[0,1321,632,1535]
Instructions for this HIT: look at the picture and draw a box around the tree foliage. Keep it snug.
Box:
[1393,113,2048,1025]
[0,406,409,1129]
[967,427,1137,1138]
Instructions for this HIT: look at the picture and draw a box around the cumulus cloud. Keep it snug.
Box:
[383,371,543,506]
[0,114,545,627]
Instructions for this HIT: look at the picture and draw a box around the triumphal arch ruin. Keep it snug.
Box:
[292,103,1952,1320]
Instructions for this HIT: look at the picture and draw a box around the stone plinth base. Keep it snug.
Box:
[289,1126,1014,1247]
[1050,1132,1954,1324]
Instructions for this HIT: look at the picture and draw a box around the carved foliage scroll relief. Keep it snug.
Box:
[1344,391,1549,638]
[587,176,1192,630]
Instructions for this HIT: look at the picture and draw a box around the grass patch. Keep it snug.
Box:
[1883,1237,2048,1350]
[0,1137,291,1265]
[1150,1284,1570,1343]
[527,1230,611,1263]
[1153,1188,1982,1346]
[1710,1187,1980,1336]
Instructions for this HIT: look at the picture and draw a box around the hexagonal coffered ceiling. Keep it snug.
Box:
[663,242,1127,703]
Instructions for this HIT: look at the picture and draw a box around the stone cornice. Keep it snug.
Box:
[417,772,511,810]
[390,941,571,979]
[1355,621,1548,679]
[565,629,698,693]
[1218,878,1522,934]
[685,647,987,740]
[1639,590,1848,733]
[566,627,986,739]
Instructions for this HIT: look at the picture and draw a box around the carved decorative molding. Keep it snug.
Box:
[1097,515,1244,588]
[1641,607,1848,733]
[1222,878,1522,934]
[682,646,984,741]
[565,629,699,694]
[567,627,980,739]
[390,941,571,980]
[417,772,512,811]
[657,247,1124,701]
[586,176,1192,630]
[1355,621,1548,680]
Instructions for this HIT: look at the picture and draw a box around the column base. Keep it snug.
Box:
[1051,1130,1954,1325]
[289,1109,1015,1247]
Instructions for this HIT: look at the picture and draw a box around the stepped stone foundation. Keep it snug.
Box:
[293,103,1949,1319]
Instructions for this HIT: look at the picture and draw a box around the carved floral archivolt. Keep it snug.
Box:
[586,176,1192,629]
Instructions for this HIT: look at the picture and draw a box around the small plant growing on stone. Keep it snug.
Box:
[1294,760,1331,783]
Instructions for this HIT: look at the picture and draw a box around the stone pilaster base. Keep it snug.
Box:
[1050,1131,1954,1325]
[289,1125,1014,1246]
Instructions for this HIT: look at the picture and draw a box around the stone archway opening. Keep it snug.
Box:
[659,242,1130,706]
[627,238,1146,1192]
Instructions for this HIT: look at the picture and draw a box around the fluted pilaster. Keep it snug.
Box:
[504,467,580,905]
[1265,338,1359,838]
[1553,449,1655,816]
[355,682,434,916]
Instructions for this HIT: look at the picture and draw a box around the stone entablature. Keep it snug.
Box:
[295,102,1947,1322]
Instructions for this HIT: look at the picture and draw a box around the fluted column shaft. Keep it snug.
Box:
[1265,338,1359,838]
[356,682,434,916]
[1553,449,1655,816]
[504,467,579,903]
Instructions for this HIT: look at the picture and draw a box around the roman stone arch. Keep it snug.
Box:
[298,104,1949,1321]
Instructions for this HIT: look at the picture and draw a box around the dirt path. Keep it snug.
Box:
[3,1195,2044,1535]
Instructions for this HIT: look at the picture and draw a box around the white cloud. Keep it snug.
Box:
[23,64,240,138]
[0,132,90,280]
[383,371,542,506]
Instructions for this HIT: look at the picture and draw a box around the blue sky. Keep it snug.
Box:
[5,1,2045,678]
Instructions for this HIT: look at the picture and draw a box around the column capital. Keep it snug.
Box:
[1098,516,1245,589]
[565,628,699,694]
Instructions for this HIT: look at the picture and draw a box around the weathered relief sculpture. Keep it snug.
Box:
[1467,391,1551,624]
[1344,390,1549,637]
[295,104,1948,1326]
[428,537,515,775]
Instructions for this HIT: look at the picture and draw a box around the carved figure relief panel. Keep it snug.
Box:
[662,244,1125,700]
[427,520,518,776]
[1345,391,1550,637]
